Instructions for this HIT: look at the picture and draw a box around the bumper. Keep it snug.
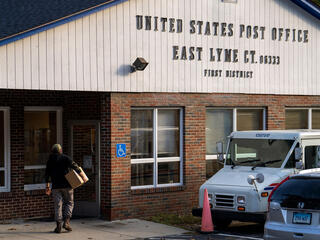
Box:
[192,208,266,223]
[264,222,320,240]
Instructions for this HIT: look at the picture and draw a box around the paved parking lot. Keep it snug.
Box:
[147,221,264,240]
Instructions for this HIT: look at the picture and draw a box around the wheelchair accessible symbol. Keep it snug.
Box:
[116,144,126,158]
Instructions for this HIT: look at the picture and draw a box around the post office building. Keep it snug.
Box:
[0,0,319,221]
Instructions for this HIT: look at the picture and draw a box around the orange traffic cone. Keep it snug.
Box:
[200,188,214,233]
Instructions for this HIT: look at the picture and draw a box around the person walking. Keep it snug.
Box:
[45,144,88,233]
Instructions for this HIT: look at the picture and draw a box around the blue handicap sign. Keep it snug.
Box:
[116,144,126,158]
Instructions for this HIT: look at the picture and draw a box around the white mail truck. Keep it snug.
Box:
[192,130,320,228]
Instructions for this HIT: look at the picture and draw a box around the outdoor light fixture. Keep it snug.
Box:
[131,57,149,72]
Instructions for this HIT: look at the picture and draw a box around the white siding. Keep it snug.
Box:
[31,35,39,89]
[39,31,47,89]
[97,11,105,91]
[7,43,15,89]
[46,29,55,90]
[15,40,23,89]
[69,21,77,91]
[54,27,62,90]
[90,14,98,91]
[0,0,319,95]
[23,37,31,89]
[83,16,91,91]
[75,18,84,90]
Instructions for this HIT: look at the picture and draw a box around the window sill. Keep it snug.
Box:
[0,192,13,198]
[25,189,47,196]
[24,183,46,191]
[131,185,185,195]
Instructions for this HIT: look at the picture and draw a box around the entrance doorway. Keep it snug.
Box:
[69,121,100,217]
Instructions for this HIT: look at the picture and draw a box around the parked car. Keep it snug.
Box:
[264,170,320,239]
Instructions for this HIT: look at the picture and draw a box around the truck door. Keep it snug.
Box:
[302,139,320,169]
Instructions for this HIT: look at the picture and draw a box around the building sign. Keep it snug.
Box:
[136,15,309,79]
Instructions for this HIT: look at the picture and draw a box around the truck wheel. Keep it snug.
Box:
[212,218,232,229]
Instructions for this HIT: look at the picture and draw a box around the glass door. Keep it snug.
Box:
[69,121,100,217]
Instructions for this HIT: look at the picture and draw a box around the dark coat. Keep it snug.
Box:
[45,153,80,189]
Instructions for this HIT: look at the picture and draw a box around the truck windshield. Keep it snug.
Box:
[226,138,295,168]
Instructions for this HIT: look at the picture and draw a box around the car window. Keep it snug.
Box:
[271,178,320,210]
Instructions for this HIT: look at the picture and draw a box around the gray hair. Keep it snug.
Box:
[51,144,62,154]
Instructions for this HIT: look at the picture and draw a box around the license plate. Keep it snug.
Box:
[292,212,312,225]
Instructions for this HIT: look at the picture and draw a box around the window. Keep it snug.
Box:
[305,146,320,169]
[271,177,320,210]
[24,107,62,190]
[227,138,295,168]
[0,108,10,192]
[206,108,265,178]
[285,109,308,129]
[131,108,183,188]
[312,110,320,129]
[237,109,264,131]
[285,108,320,129]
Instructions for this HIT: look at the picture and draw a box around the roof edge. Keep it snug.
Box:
[290,0,320,20]
[1,0,318,47]
[0,0,127,47]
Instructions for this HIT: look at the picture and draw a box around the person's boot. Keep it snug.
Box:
[63,217,72,231]
[54,221,62,233]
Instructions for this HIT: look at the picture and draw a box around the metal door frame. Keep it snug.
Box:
[68,120,101,217]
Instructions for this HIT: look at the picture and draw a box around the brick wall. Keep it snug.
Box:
[1,89,320,221]
[100,94,112,218]
[0,90,104,221]
[108,92,320,220]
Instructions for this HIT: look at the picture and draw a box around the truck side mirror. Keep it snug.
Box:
[216,142,223,154]
[216,142,224,162]
[247,175,255,185]
[295,147,302,161]
[247,173,265,185]
[255,173,265,183]
[295,161,303,170]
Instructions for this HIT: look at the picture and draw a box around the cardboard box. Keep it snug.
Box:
[65,167,87,189]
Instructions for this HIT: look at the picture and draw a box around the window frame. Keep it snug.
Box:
[131,107,183,190]
[206,107,266,161]
[24,106,63,191]
[285,107,320,130]
[0,108,10,192]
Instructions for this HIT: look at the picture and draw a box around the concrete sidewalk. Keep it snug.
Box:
[0,218,188,240]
